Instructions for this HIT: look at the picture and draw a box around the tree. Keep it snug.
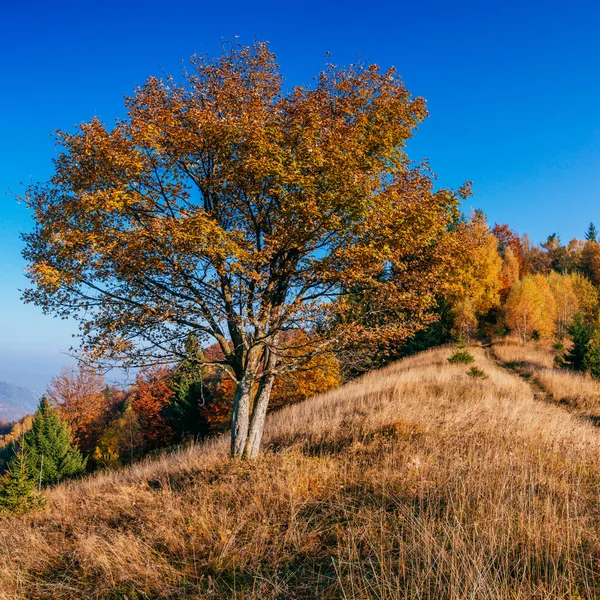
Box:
[46,366,117,455]
[584,334,600,379]
[548,272,579,339]
[492,223,526,276]
[166,336,215,439]
[541,234,569,273]
[22,42,469,459]
[585,222,598,242]
[563,314,593,371]
[0,415,34,473]
[170,333,341,437]
[578,241,600,285]
[499,246,520,300]
[570,272,598,320]
[526,245,552,275]
[504,275,557,343]
[23,399,87,485]
[0,446,44,514]
[93,400,142,468]
[444,211,502,340]
[131,367,175,450]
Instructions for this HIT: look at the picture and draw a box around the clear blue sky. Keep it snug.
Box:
[1,0,600,383]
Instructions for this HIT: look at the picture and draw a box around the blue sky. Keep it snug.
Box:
[1,0,600,383]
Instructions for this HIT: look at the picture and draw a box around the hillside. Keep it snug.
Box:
[0,382,37,422]
[2,344,600,598]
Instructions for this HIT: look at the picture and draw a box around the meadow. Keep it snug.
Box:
[2,344,600,598]
[493,336,600,419]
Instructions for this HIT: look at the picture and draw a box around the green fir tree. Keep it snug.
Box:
[168,337,212,439]
[0,445,44,514]
[584,336,600,379]
[562,314,593,372]
[585,222,598,243]
[23,398,87,485]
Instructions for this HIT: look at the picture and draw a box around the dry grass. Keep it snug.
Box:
[2,346,600,598]
[493,336,600,416]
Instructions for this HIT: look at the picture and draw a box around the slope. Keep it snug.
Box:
[1,346,600,599]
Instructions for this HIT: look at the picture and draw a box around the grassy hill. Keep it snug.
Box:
[2,344,600,599]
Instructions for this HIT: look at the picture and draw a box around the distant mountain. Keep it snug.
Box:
[0,381,38,422]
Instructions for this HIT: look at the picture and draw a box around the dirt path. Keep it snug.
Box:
[484,343,556,406]
[484,341,600,429]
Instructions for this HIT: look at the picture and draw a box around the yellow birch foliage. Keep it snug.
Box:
[505,274,557,343]
[444,212,502,338]
[500,246,520,298]
[570,272,598,320]
[548,272,580,339]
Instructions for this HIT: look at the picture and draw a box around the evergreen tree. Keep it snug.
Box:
[541,233,569,273]
[23,398,87,485]
[0,445,44,514]
[169,338,211,439]
[585,222,598,243]
[562,314,592,371]
[584,336,600,379]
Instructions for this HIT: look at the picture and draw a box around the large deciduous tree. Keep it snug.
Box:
[22,42,469,459]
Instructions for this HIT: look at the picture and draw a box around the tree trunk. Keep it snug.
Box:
[244,373,276,460]
[230,375,253,458]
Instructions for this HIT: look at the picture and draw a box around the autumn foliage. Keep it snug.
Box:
[22,41,469,458]
[131,367,175,450]
[46,367,117,455]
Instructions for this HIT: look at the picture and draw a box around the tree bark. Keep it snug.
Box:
[230,375,253,458]
[244,372,276,460]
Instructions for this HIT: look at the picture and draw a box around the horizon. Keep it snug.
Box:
[2,0,600,385]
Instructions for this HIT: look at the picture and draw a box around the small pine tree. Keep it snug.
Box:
[562,314,593,371]
[584,336,600,379]
[585,222,598,243]
[447,340,475,364]
[23,398,87,485]
[0,445,44,514]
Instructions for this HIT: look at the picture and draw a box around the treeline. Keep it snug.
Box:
[346,217,600,378]
[405,219,600,369]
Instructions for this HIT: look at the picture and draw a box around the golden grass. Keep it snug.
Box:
[2,346,600,598]
[493,336,600,416]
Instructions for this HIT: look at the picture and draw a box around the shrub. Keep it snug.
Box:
[448,349,475,364]
[554,354,567,368]
[467,366,488,379]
